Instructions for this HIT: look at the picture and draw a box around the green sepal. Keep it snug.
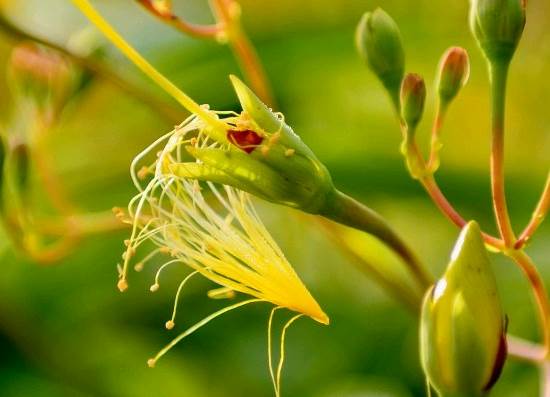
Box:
[186,146,299,207]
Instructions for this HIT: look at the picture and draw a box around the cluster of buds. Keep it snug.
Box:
[421,222,507,396]
[354,2,528,394]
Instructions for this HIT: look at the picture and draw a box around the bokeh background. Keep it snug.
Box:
[0,0,549,396]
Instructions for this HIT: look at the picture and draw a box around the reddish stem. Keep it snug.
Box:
[516,173,550,249]
[509,250,550,355]
[136,0,223,38]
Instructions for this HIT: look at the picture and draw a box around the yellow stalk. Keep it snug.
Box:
[70,0,226,130]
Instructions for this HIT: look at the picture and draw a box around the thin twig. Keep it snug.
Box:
[516,172,550,249]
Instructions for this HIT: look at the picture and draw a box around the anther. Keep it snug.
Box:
[150,283,160,292]
[165,320,175,330]
[117,279,128,292]
[147,358,156,368]
[134,262,144,272]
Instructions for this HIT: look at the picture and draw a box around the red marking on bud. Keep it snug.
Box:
[227,129,263,154]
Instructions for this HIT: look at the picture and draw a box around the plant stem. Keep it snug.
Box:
[427,103,447,172]
[136,0,275,107]
[516,172,550,249]
[509,250,550,354]
[489,61,516,247]
[320,189,433,289]
[507,335,546,363]
[135,0,223,38]
[403,138,503,250]
[211,0,275,107]
[316,217,422,310]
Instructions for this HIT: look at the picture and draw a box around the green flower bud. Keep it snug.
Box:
[9,43,74,108]
[437,47,470,106]
[420,221,507,396]
[356,8,405,108]
[400,73,426,131]
[470,0,526,64]
[172,75,335,214]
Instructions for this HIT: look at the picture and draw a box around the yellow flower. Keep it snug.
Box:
[119,113,328,326]
[71,3,328,395]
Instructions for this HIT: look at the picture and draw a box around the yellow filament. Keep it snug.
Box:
[70,0,226,130]
[276,314,303,397]
[268,309,304,397]
[168,270,200,328]
[267,307,281,394]
[147,298,263,367]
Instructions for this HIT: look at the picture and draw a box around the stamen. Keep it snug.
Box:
[151,259,182,292]
[267,307,281,395]
[275,314,304,397]
[166,270,200,330]
[147,298,263,368]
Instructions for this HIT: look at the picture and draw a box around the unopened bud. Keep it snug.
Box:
[420,221,507,396]
[400,73,426,131]
[437,47,470,105]
[470,0,526,64]
[9,43,72,106]
[356,8,405,107]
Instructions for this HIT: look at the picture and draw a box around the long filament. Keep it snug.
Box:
[70,0,226,130]
[276,314,303,397]
[147,298,263,367]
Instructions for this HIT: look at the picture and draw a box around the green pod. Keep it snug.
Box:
[420,221,507,396]
[400,73,426,131]
[470,0,526,64]
[355,8,405,108]
[437,47,470,106]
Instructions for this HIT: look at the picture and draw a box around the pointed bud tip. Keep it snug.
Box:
[400,73,426,130]
[356,8,405,101]
[437,47,470,104]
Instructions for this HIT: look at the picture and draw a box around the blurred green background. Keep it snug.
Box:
[0,0,549,396]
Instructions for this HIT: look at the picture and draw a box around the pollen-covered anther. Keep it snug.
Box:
[150,283,160,292]
[159,246,171,254]
[117,278,128,292]
[134,262,144,272]
[165,320,175,330]
[122,248,135,261]
[147,358,156,368]
[124,239,131,247]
